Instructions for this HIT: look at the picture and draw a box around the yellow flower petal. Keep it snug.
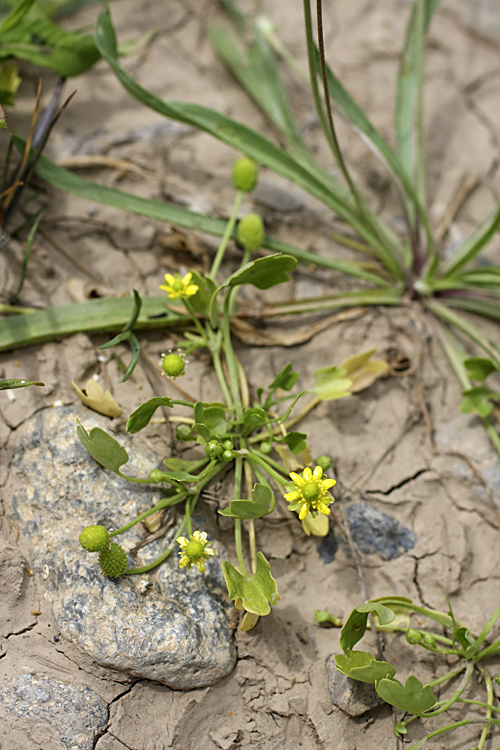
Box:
[313,466,323,480]
[302,467,312,482]
[195,559,206,573]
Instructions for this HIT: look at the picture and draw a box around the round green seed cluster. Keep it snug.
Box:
[232,157,258,192]
[315,455,333,472]
[205,438,234,461]
[98,543,128,579]
[161,353,185,378]
[237,213,265,252]
[176,424,194,441]
[79,525,110,552]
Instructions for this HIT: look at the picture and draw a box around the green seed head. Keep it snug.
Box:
[185,540,204,559]
[79,525,109,552]
[315,455,333,472]
[302,481,320,502]
[221,449,234,462]
[259,441,272,455]
[223,439,233,451]
[176,424,193,441]
[232,157,258,192]
[98,543,128,579]
[237,213,265,252]
[149,469,165,483]
[406,629,422,645]
[161,353,185,378]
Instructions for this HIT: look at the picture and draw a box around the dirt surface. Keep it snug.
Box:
[2,1,500,748]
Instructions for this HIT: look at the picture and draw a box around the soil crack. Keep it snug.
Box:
[365,467,429,495]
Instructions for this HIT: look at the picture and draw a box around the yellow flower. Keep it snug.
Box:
[160,272,199,300]
[177,530,215,573]
[284,466,336,521]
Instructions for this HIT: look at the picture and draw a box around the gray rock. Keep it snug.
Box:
[347,502,416,561]
[325,655,385,717]
[6,407,236,688]
[0,668,108,750]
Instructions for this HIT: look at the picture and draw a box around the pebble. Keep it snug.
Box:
[325,655,385,717]
[346,501,416,561]
[6,407,236,689]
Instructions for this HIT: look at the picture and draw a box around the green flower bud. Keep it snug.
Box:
[259,441,272,455]
[223,439,233,451]
[98,543,128,579]
[232,157,258,192]
[176,424,193,441]
[406,629,422,645]
[149,469,165,483]
[495,675,500,687]
[161,353,185,378]
[79,525,109,552]
[315,455,333,472]
[205,439,224,459]
[423,633,436,647]
[221,449,234,462]
[237,213,265,252]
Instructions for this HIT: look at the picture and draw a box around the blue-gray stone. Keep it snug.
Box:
[347,502,416,561]
[6,407,236,688]
[0,669,108,750]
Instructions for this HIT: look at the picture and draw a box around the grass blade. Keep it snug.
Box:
[443,296,500,322]
[438,202,500,277]
[425,298,500,369]
[0,0,37,36]
[0,296,183,352]
[21,141,391,285]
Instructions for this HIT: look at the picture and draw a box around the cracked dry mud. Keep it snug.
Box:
[1,1,500,748]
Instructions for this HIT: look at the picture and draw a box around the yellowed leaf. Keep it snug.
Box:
[240,611,260,631]
[350,360,389,393]
[71,379,123,418]
[301,512,329,537]
[339,347,377,375]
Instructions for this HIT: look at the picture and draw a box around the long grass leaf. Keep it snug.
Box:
[0,296,183,352]
[0,0,37,35]
[443,296,500,322]
[439,203,500,277]
[21,141,389,285]
[425,298,500,369]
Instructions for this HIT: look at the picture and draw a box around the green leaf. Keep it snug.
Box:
[201,404,227,434]
[194,423,212,443]
[460,386,494,418]
[0,61,21,106]
[222,254,297,290]
[339,602,396,651]
[334,650,396,684]
[439,202,500,276]
[275,431,308,455]
[163,457,205,472]
[186,271,218,318]
[222,551,279,615]
[339,609,370,651]
[193,402,204,424]
[0,16,100,76]
[126,397,174,434]
[242,406,268,432]
[219,483,273,519]
[311,365,352,401]
[314,610,343,628]
[76,420,129,473]
[464,357,498,382]
[356,601,396,627]
[0,377,43,389]
[269,363,299,391]
[0,0,37,36]
[375,675,436,716]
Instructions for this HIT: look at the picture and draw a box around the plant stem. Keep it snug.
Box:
[109,492,184,537]
[477,666,494,750]
[123,517,188,575]
[248,451,288,486]
[423,661,474,718]
[426,665,466,688]
[210,191,244,279]
[233,456,248,576]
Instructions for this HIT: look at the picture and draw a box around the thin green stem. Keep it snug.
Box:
[233,456,248,576]
[426,665,466,689]
[476,637,500,661]
[183,298,206,340]
[222,296,243,419]
[478,666,494,750]
[248,451,288,487]
[109,492,184,537]
[423,661,474,718]
[123,516,187,575]
[209,327,234,410]
[210,191,244,279]
[185,496,193,536]
[476,605,500,651]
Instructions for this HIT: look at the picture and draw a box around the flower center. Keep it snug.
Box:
[162,354,184,377]
[185,540,204,559]
[302,481,320,502]
[173,279,184,291]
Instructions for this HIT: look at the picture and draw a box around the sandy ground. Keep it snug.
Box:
[2,0,500,748]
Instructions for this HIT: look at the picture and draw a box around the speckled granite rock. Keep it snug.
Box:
[6,407,236,688]
[325,655,385,717]
[0,668,108,750]
[347,502,416,561]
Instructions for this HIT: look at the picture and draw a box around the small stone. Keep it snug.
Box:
[347,502,416,561]
[325,655,385,717]
[6,407,236,689]
[0,669,108,750]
